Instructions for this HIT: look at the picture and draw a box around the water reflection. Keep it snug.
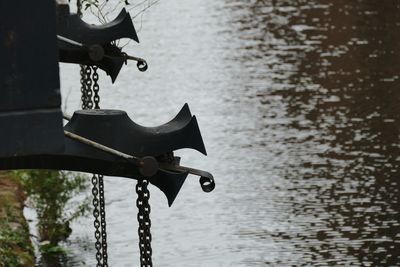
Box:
[246,0,400,265]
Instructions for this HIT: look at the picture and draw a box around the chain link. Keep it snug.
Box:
[98,174,108,266]
[92,66,101,109]
[80,65,88,109]
[136,179,153,267]
[92,174,103,267]
[81,65,108,266]
[84,65,94,109]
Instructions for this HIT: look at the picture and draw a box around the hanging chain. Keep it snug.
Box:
[92,66,101,109]
[136,179,153,267]
[92,174,103,267]
[85,66,94,109]
[80,66,88,109]
[91,66,108,267]
[98,173,108,266]
[77,3,108,266]
[81,65,108,266]
[80,65,154,267]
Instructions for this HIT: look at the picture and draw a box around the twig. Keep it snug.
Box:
[131,0,160,19]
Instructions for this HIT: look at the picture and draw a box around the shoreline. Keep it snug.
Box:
[0,173,35,267]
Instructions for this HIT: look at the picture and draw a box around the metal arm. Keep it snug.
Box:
[58,34,148,71]
[159,163,215,193]
[63,113,158,177]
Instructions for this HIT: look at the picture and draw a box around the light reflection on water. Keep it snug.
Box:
[46,0,400,266]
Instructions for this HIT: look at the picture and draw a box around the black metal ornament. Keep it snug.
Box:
[57,3,146,82]
[57,5,139,44]
[58,38,127,83]
[65,105,206,157]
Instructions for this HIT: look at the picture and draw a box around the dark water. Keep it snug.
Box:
[251,1,400,266]
[41,0,400,266]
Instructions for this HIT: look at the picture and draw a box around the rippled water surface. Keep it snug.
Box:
[44,0,400,266]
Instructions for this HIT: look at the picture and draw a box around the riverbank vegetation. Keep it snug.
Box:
[0,173,34,267]
[13,170,90,247]
[0,170,90,266]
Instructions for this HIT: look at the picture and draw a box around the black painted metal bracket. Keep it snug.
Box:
[57,4,144,82]
[58,5,139,44]
[64,104,206,157]
[58,36,126,82]
[0,104,212,206]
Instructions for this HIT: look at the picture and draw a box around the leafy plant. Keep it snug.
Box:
[12,170,90,245]
[0,197,34,267]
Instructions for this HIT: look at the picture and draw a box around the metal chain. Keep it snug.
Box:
[84,65,94,109]
[91,66,108,267]
[92,174,103,267]
[92,66,101,109]
[77,0,82,17]
[98,174,108,266]
[81,64,153,266]
[77,3,108,266]
[81,65,108,266]
[80,65,88,109]
[136,179,153,267]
